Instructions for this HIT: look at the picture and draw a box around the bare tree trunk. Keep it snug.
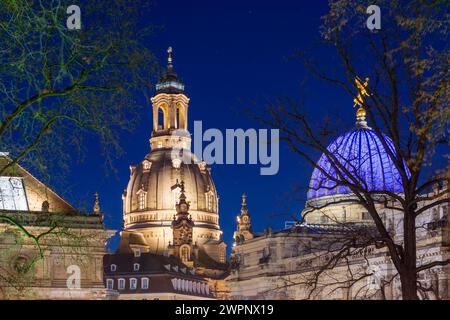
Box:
[401,211,418,300]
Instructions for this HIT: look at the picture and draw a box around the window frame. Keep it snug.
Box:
[106,278,114,290]
[141,277,149,289]
[118,278,125,290]
[130,278,137,290]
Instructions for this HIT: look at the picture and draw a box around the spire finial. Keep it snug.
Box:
[353,76,370,128]
[167,46,173,65]
[93,192,100,214]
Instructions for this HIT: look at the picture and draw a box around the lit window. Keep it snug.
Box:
[118,278,125,290]
[110,264,117,272]
[141,278,149,289]
[106,279,114,290]
[157,141,163,148]
[133,263,140,271]
[208,194,214,211]
[130,278,137,290]
[0,177,28,211]
[138,192,146,210]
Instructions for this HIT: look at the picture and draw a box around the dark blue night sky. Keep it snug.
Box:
[63,1,363,251]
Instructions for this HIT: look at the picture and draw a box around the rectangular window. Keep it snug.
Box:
[130,278,137,290]
[139,193,146,210]
[118,278,125,290]
[133,263,140,271]
[0,177,28,211]
[106,279,114,290]
[134,249,141,257]
[141,278,149,289]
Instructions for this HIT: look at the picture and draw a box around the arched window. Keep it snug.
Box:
[42,201,49,212]
[118,278,125,290]
[130,278,137,290]
[158,107,165,130]
[106,279,114,290]
[141,277,149,289]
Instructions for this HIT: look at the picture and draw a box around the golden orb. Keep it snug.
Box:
[356,106,366,118]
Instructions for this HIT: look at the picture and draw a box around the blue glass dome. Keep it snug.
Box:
[307,126,408,200]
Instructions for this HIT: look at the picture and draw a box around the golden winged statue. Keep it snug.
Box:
[353,76,370,108]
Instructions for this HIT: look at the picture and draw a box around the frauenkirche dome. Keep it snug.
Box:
[120,48,226,268]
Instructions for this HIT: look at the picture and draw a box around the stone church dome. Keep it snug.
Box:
[124,148,219,226]
[120,48,225,261]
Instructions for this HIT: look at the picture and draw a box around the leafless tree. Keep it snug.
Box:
[0,0,158,295]
[257,0,449,299]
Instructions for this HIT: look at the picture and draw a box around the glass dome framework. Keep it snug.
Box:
[307,127,408,200]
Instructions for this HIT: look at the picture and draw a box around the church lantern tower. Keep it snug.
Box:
[150,46,191,151]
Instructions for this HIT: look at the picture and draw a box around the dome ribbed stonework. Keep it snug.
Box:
[123,149,219,228]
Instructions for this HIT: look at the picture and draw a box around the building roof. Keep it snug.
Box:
[155,47,185,94]
[103,252,215,298]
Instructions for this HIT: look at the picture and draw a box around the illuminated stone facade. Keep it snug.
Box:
[227,109,449,300]
[0,156,114,299]
[107,49,228,299]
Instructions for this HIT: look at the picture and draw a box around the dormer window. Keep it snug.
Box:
[110,264,117,272]
[142,160,151,172]
[134,263,140,271]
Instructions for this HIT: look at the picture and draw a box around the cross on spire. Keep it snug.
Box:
[242,193,247,206]
[167,46,173,65]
